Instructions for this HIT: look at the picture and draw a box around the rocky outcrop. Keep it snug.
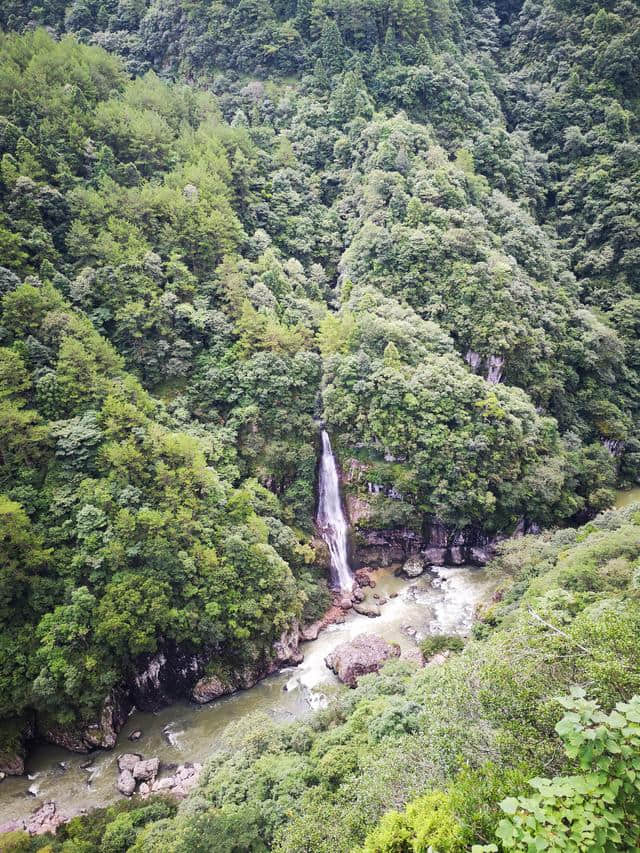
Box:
[464,349,482,371]
[603,438,625,457]
[116,753,159,796]
[352,525,422,567]
[402,554,425,578]
[143,762,201,800]
[0,753,26,777]
[465,350,505,384]
[423,520,499,566]
[192,623,303,704]
[25,801,67,835]
[0,716,35,776]
[354,567,376,587]
[132,643,205,710]
[191,674,236,704]
[39,690,132,753]
[271,621,304,667]
[133,757,159,782]
[0,801,67,836]
[343,451,532,568]
[485,354,505,384]
[12,619,304,769]
[325,634,400,687]
[117,768,136,796]
[353,519,500,569]
[300,604,347,642]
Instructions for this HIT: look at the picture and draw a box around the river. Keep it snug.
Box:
[614,487,640,509]
[0,564,495,825]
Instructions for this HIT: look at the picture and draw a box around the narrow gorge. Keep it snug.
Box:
[1,0,640,846]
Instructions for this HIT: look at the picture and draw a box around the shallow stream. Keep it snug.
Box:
[0,565,495,825]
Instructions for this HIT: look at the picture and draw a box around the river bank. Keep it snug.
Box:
[0,564,495,828]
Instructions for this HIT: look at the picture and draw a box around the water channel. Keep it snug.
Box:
[0,564,495,825]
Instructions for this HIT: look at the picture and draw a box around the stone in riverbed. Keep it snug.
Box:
[352,587,365,603]
[128,729,143,742]
[0,801,66,837]
[423,547,446,566]
[117,753,142,772]
[354,601,381,618]
[355,568,375,588]
[402,554,425,578]
[146,762,202,800]
[27,801,66,835]
[133,757,159,782]
[0,754,26,776]
[191,675,236,704]
[325,633,400,687]
[301,622,321,641]
[117,768,136,796]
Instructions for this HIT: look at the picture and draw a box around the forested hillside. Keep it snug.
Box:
[0,0,639,847]
[14,504,640,850]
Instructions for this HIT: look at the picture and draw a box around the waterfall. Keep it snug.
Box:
[317,430,353,591]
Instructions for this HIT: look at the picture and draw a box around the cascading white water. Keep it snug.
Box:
[317,430,353,590]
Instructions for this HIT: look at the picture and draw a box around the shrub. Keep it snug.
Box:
[419,634,464,659]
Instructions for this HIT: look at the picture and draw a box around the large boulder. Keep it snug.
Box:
[117,753,142,772]
[353,602,381,618]
[191,675,236,704]
[147,762,202,800]
[39,690,131,753]
[133,757,159,782]
[271,622,303,667]
[0,753,26,776]
[0,800,68,836]
[325,634,400,687]
[402,554,425,578]
[117,768,136,796]
[354,568,376,587]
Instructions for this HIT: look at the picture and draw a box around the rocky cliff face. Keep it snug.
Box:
[191,623,303,704]
[7,624,304,769]
[132,643,207,711]
[351,516,498,568]
[38,689,132,753]
[342,459,535,568]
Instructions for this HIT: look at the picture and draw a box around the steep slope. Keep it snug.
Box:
[0,0,639,803]
[30,503,640,850]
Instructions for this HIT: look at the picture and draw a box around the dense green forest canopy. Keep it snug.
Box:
[0,0,640,846]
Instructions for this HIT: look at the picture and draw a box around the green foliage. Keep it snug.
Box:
[474,690,640,851]
[0,3,640,846]
[419,634,464,659]
[360,791,466,852]
[91,508,640,852]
